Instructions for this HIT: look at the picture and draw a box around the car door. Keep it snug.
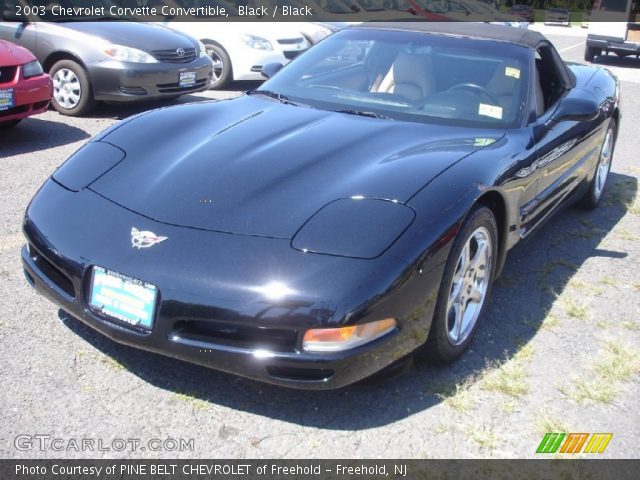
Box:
[524,43,599,232]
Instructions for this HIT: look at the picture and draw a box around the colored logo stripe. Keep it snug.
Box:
[583,433,613,454]
[537,433,613,454]
[559,433,589,453]
[536,433,565,453]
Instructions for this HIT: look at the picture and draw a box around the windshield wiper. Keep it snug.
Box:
[335,109,392,120]
[246,89,300,106]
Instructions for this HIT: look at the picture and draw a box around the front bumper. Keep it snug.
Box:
[22,180,440,389]
[0,69,51,123]
[88,57,213,102]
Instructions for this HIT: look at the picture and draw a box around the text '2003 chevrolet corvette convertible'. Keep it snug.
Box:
[22,23,620,389]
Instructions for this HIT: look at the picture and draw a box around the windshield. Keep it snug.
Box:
[259,28,530,128]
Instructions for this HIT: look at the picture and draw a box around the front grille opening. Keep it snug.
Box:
[266,366,334,382]
[119,86,147,96]
[32,100,49,110]
[156,79,208,93]
[172,320,298,353]
[0,104,29,118]
[30,246,75,298]
[0,66,17,84]
[152,48,197,63]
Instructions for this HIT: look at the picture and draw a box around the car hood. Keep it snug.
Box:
[0,39,34,65]
[51,22,196,51]
[91,96,504,239]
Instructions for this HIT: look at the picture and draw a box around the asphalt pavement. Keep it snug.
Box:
[1,26,638,459]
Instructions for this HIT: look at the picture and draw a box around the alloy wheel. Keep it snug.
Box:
[446,226,492,346]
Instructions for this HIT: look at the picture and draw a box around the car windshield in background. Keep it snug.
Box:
[260,28,530,128]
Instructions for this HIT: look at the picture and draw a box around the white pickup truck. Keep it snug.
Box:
[585,0,640,61]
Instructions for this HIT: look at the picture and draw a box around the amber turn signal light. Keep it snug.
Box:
[302,318,396,352]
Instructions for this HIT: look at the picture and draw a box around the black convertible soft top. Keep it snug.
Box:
[355,22,546,48]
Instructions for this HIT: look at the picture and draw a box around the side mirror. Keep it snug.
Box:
[531,90,600,143]
[261,62,283,79]
[550,93,600,123]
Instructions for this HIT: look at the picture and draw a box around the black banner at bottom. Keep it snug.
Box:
[2,459,639,480]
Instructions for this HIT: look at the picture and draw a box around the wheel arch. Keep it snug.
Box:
[474,189,509,278]
[200,39,235,78]
[43,51,90,76]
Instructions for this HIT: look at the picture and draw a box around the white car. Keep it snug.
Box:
[164,21,309,89]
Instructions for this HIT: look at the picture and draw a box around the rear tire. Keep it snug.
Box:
[420,206,498,364]
[578,120,616,210]
[584,45,599,62]
[50,59,95,116]
[205,43,232,90]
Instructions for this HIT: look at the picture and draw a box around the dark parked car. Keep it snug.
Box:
[509,4,534,22]
[0,38,51,127]
[22,23,620,389]
[544,7,571,25]
[0,10,212,116]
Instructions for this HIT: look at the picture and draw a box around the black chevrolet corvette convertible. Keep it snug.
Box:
[22,23,620,389]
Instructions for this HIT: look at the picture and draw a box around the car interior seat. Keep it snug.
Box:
[371,52,436,101]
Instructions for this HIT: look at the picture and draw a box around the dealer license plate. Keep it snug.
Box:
[89,266,157,330]
[179,71,196,88]
[0,89,14,111]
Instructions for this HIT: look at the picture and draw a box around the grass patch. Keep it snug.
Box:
[560,376,618,404]
[537,408,570,434]
[568,278,603,296]
[437,381,476,413]
[174,392,209,411]
[514,343,534,361]
[464,424,498,451]
[633,282,640,292]
[599,276,621,288]
[541,311,561,329]
[539,259,577,278]
[560,297,589,320]
[593,340,640,383]
[499,400,518,413]
[434,423,453,434]
[76,350,127,372]
[615,228,640,241]
[481,359,529,397]
[561,340,640,404]
[621,321,639,332]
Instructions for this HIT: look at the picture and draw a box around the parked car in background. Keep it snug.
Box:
[0,39,51,127]
[405,0,527,27]
[585,0,640,61]
[163,22,309,89]
[509,4,534,23]
[544,8,571,26]
[0,10,212,116]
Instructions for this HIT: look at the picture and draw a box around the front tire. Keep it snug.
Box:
[50,59,95,116]
[579,120,616,210]
[205,43,232,90]
[422,206,498,364]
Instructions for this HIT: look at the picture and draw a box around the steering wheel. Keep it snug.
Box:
[447,83,501,107]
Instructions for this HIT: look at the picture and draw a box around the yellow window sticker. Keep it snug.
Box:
[478,103,503,120]
[505,66,521,79]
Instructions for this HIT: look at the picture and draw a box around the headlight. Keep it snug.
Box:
[103,45,157,63]
[241,34,273,51]
[197,40,207,58]
[291,197,415,259]
[22,60,43,78]
[303,318,397,352]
